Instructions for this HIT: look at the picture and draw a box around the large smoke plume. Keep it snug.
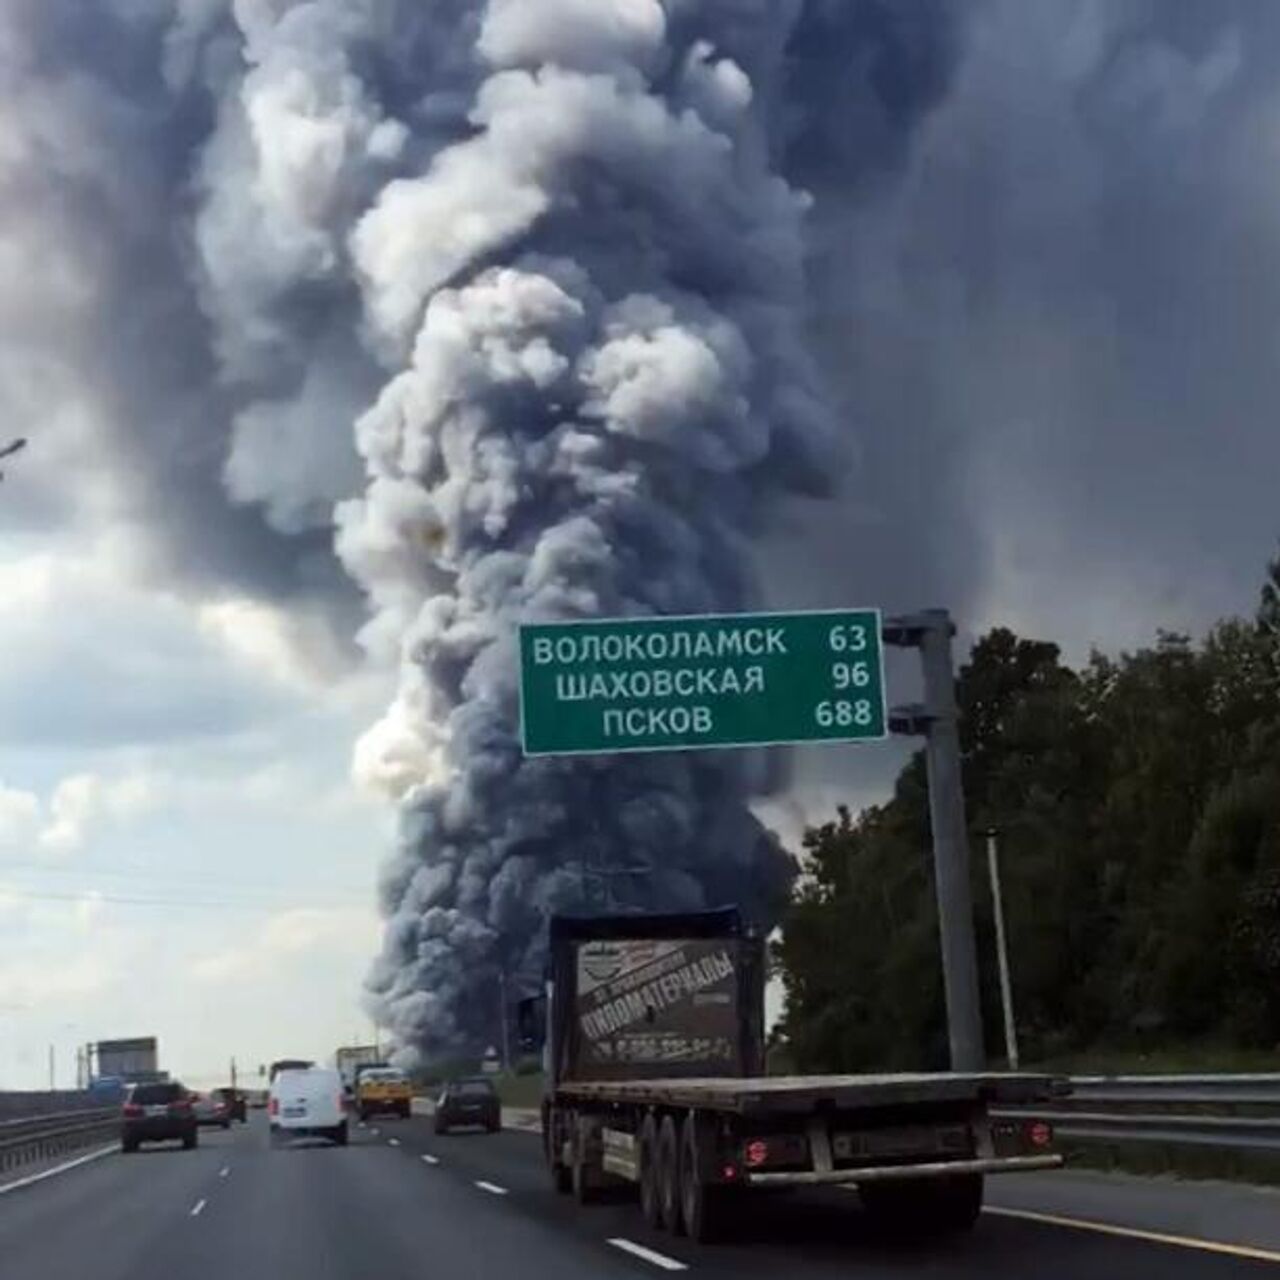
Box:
[189,0,869,1060]
[7,0,1280,1060]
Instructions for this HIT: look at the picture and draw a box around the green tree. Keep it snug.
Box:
[776,546,1280,1068]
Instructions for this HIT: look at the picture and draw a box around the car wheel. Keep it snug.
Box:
[332,1122,349,1147]
[184,1132,198,1150]
[121,1139,137,1154]
[221,1120,231,1130]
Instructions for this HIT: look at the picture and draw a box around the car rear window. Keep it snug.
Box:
[130,1083,184,1104]
[453,1081,495,1098]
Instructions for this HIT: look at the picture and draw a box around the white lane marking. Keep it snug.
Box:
[371,1128,380,1136]
[985,1206,1280,1265]
[190,1198,207,1218]
[421,1154,439,1165]
[606,1239,688,1272]
[0,1144,117,1197]
[388,1138,400,1147]
[219,1166,230,1178]
[474,1180,508,1196]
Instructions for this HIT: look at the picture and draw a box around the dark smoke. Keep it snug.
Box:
[7,0,1280,1059]
[337,2,842,1058]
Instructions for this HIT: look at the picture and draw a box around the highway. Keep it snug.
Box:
[2,1113,1279,1279]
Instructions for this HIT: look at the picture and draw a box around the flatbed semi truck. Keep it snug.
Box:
[541,909,1064,1242]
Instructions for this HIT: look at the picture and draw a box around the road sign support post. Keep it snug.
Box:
[884,609,985,1073]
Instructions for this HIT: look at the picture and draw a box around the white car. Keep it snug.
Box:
[269,1066,347,1146]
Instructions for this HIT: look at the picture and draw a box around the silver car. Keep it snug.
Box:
[190,1090,232,1129]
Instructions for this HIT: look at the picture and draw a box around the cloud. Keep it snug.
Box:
[197,596,352,690]
[0,782,39,849]
[0,951,113,1005]
[38,773,156,855]
[0,551,311,750]
[193,906,380,984]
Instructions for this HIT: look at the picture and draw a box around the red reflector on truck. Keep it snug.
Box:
[1028,1121,1053,1148]
[721,1164,739,1181]
[744,1140,769,1168]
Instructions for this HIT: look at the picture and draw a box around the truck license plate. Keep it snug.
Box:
[284,1106,306,1118]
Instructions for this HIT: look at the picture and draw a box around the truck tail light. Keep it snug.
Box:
[744,1139,769,1168]
[269,1096,279,1116]
[1027,1120,1053,1148]
[721,1163,739,1181]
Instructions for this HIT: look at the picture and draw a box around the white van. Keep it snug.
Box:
[268,1066,347,1146]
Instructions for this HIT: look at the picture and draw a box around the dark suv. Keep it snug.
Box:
[434,1078,500,1134]
[121,1082,198,1152]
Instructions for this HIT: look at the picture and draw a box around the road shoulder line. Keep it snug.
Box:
[985,1205,1280,1264]
[0,1144,117,1197]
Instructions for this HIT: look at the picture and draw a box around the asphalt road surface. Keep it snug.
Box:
[2,1113,1279,1279]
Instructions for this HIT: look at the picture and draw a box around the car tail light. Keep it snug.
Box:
[744,1139,769,1168]
[122,1103,143,1117]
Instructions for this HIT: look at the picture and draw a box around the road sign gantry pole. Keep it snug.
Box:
[883,609,985,1073]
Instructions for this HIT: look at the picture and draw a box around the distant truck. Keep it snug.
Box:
[334,1044,383,1092]
[95,1037,159,1082]
[541,909,1064,1242]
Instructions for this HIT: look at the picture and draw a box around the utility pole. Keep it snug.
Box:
[498,970,511,1072]
[985,829,1020,1069]
[48,1044,55,1091]
[884,610,985,1072]
[230,1056,238,1091]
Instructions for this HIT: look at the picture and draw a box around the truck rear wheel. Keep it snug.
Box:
[679,1115,729,1243]
[571,1113,601,1205]
[860,1173,984,1237]
[638,1115,661,1227]
[545,1103,571,1194]
[657,1116,683,1235]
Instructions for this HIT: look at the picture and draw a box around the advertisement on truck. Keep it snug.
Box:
[573,938,740,1077]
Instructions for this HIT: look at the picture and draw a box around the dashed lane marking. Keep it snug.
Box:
[219,1167,230,1178]
[190,1198,207,1218]
[606,1239,688,1272]
[388,1138,400,1147]
[474,1180,508,1196]
[421,1154,439,1165]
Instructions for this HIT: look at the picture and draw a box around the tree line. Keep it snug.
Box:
[776,550,1280,1070]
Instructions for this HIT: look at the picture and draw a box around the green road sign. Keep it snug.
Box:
[519,608,886,757]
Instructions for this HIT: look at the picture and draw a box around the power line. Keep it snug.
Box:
[0,857,369,899]
[0,885,374,913]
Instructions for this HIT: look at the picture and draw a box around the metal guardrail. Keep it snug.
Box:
[994,1073,1280,1154]
[0,1108,119,1176]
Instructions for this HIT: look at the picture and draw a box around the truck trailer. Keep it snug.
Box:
[541,909,1064,1242]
